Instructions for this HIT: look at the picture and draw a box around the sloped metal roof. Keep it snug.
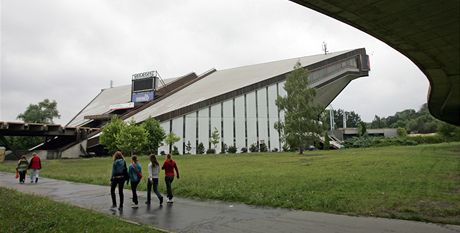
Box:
[129,49,353,123]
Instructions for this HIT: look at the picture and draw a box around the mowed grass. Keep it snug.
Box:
[0,187,162,233]
[1,142,459,224]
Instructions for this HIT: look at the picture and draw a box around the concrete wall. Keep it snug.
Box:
[61,140,87,159]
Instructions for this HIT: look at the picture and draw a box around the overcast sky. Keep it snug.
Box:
[0,0,429,125]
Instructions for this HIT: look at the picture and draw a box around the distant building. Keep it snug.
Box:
[332,128,398,141]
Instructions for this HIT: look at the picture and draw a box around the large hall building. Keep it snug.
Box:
[39,48,369,157]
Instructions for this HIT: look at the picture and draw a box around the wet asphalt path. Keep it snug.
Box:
[1,172,459,233]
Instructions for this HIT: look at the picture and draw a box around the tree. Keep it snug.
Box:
[210,127,220,150]
[164,132,181,154]
[100,116,125,154]
[323,132,330,150]
[185,141,192,154]
[358,121,367,137]
[116,119,148,156]
[17,99,60,124]
[275,62,324,154]
[141,117,166,154]
[8,99,60,150]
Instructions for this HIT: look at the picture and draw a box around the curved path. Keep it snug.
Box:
[1,172,459,233]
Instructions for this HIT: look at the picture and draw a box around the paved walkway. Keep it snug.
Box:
[1,172,459,233]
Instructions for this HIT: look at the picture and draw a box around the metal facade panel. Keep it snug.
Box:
[198,108,209,151]
[184,112,197,154]
[234,96,245,151]
[222,100,233,148]
[172,117,184,155]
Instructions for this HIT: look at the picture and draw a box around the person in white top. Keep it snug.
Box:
[145,154,164,205]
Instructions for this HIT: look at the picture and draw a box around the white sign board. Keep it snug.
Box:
[109,102,135,110]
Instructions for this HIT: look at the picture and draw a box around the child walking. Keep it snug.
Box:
[128,155,142,208]
[16,155,29,184]
[145,154,163,205]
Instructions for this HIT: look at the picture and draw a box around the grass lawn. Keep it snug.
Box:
[0,187,162,233]
[1,142,459,224]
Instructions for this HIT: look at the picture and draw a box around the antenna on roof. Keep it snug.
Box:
[322,42,329,55]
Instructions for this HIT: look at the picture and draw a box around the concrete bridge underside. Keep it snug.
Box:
[290,0,460,125]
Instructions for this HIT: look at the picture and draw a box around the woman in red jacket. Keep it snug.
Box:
[161,154,180,203]
[28,153,42,183]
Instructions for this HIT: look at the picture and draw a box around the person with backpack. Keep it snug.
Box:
[110,151,128,211]
[16,155,29,184]
[145,154,163,205]
[128,155,142,208]
[162,153,180,203]
[28,152,42,183]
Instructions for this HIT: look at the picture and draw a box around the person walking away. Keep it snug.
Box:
[162,154,180,203]
[128,155,142,208]
[146,154,163,205]
[28,153,42,183]
[16,155,29,184]
[110,151,128,210]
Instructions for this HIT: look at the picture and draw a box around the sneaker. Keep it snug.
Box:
[131,203,139,208]
[167,198,173,203]
[118,205,123,211]
[110,205,117,210]
[159,196,164,205]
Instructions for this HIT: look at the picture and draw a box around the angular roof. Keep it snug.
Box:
[129,49,354,123]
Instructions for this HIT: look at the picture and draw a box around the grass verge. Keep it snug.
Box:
[1,142,459,224]
[0,187,162,233]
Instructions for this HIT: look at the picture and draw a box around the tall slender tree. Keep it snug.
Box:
[275,62,324,154]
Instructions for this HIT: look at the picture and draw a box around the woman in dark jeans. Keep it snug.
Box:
[146,154,163,205]
[128,155,142,208]
[110,151,128,210]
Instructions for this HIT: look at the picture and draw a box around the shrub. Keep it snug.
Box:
[160,150,165,155]
[196,142,205,154]
[271,148,278,152]
[249,143,259,152]
[259,142,268,152]
[206,148,216,154]
[397,127,407,137]
[241,147,248,153]
[172,146,180,155]
[227,145,237,153]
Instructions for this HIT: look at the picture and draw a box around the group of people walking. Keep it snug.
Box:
[110,151,180,210]
[15,153,42,184]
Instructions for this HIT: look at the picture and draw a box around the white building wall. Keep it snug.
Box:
[184,112,197,154]
[172,117,184,155]
[257,88,268,149]
[198,108,209,151]
[210,104,221,152]
[222,100,233,148]
[246,92,257,149]
[159,121,170,154]
[234,95,245,151]
[267,84,280,151]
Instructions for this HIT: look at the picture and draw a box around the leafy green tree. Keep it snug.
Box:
[358,121,367,137]
[116,119,148,156]
[275,62,324,154]
[164,132,181,154]
[100,117,126,154]
[397,127,407,137]
[8,99,60,150]
[141,117,166,154]
[17,99,60,124]
[210,127,220,150]
[323,132,330,150]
